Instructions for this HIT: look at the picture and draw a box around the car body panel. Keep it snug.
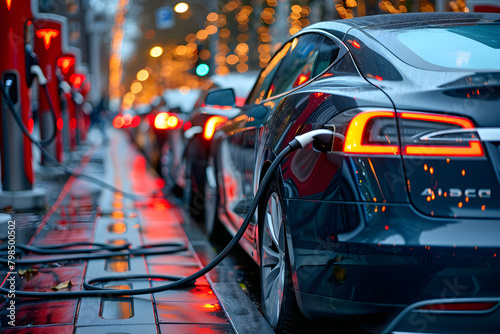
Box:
[208,12,500,330]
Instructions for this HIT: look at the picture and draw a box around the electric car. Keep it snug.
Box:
[182,72,257,218]
[205,13,500,333]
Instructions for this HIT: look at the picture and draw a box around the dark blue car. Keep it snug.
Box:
[205,13,500,333]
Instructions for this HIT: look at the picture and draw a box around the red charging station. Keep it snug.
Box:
[71,71,91,141]
[57,52,79,151]
[33,14,68,166]
[0,0,46,209]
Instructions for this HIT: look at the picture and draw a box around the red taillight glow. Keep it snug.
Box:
[123,114,132,127]
[69,118,77,130]
[6,0,12,11]
[36,29,59,49]
[352,40,361,49]
[154,112,169,130]
[131,116,140,128]
[418,302,497,312]
[401,112,484,157]
[57,118,64,130]
[343,111,399,155]
[153,113,182,130]
[166,115,179,128]
[183,120,192,131]
[342,110,484,157]
[113,115,124,129]
[204,116,228,140]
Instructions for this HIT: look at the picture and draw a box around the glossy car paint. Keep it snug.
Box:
[209,12,500,332]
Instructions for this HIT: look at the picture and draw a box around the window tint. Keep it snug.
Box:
[247,42,292,104]
[313,38,340,76]
[372,25,500,71]
[267,33,324,98]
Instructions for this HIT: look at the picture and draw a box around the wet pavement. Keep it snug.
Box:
[0,129,272,333]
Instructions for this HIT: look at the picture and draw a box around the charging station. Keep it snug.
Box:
[33,14,68,167]
[0,0,46,209]
[71,69,90,142]
[57,50,80,151]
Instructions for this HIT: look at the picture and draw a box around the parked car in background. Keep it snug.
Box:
[120,92,195,176]
[182,72,258,221]
[205,13,500,333]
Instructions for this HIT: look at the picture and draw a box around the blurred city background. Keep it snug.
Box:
[39,0,482,112]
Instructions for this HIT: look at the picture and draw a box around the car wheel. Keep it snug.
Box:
[260,179,300,333]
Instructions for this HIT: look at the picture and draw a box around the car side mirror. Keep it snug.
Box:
[204,88,236,107]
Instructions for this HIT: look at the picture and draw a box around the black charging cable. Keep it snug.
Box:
[30,64,59,147]
[0,129,334,298]
[0,242,187,264]
[1,77,57,147]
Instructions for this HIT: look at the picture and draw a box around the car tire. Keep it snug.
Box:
[259,178,300,333]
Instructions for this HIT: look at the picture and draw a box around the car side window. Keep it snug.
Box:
[267,33,325,98]
[246,41,292,105]
[313,37,340,77]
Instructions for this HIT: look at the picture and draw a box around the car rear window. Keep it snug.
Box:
[370,24,500,71]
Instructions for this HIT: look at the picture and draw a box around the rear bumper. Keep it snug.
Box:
[284,199,500,319]
[382,297,500,334]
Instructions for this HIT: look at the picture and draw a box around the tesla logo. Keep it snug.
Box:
[57,56,75,74]
[421,188,491,199]
[70,73,85,89]
[6,0,12,11]
[36,29,59,49]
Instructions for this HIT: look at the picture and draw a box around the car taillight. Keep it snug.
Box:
[154,112,183,130]
[113,115,124,129]
[400,112,484,157]
[343,110,399,155]
[166,115,179,128]
[204,116,228,140]
[130,115,140,128]
[342,110,484,157]
[154,112,169,130]
[123,114,132,128]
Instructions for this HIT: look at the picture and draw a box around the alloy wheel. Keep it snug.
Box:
[261,191,286,328]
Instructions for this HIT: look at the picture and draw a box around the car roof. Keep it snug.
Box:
[306,12,500,34]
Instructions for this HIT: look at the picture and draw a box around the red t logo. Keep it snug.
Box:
[36,29,60,49]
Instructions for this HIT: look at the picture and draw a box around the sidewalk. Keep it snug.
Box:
[0,130,241,333]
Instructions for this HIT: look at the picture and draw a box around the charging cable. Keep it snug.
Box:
[0,128,334,298]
